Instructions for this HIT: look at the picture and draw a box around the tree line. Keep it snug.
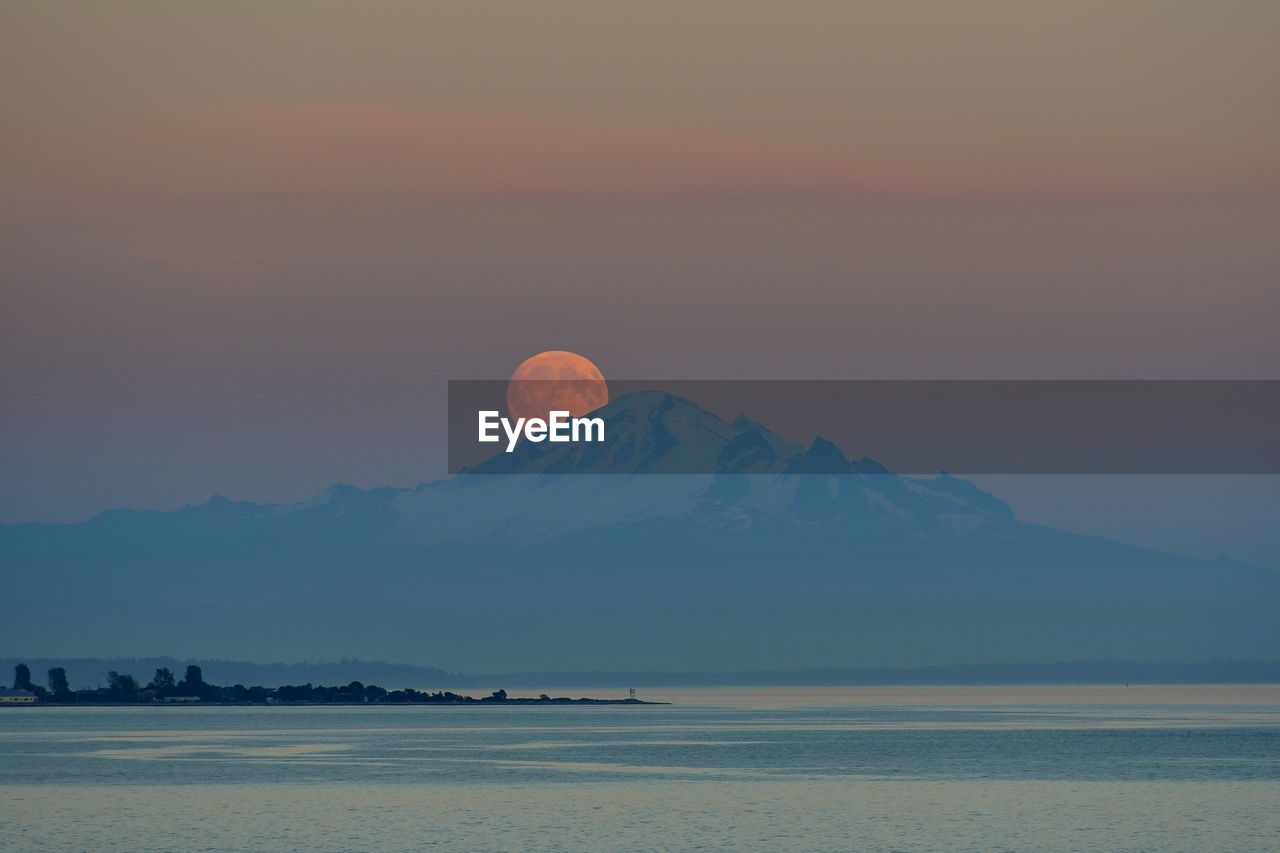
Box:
[9,662,529,705]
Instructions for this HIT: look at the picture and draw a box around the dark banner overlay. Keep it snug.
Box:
[448,380,1278,475]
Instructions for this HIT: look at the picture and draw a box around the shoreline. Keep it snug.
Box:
[4,698,668,708]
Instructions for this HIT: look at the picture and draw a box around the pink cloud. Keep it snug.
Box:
[4,105,1276,208]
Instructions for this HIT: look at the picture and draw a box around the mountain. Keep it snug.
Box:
[4,392,1278,672]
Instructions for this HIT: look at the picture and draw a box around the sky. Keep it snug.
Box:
[2,3,1278,561]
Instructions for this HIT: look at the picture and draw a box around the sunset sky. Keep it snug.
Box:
[3,3,1278,559]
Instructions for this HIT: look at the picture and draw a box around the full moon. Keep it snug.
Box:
[507,351,609,422]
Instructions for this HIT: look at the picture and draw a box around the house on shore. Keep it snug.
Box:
[0,688,37,705]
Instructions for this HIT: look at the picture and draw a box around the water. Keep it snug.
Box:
[1,685,1277,850]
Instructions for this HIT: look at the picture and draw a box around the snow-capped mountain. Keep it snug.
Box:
[3,391,1277,672]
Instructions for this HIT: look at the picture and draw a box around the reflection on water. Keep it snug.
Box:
[1,686,1277,850]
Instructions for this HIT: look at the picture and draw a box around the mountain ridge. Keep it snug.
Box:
[3,390,1277,671]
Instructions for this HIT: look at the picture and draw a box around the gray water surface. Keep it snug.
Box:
[2,686,1278,850]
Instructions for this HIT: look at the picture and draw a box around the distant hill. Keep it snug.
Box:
[482,658,1280,687]
[4,391,1279,672]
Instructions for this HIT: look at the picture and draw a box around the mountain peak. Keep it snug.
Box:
[785,436,851,475]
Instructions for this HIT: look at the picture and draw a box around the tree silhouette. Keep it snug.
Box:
[47,667,70,699]
[106,671,139,702]
[149,667,176,693]
[13,663,32,691]
[178,664,209,698]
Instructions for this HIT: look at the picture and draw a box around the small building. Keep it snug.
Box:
[0,688,37,705]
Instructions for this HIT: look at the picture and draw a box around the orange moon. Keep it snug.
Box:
[507,351,609,422]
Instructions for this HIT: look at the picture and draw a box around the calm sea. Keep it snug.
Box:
[1,685,1277,851]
